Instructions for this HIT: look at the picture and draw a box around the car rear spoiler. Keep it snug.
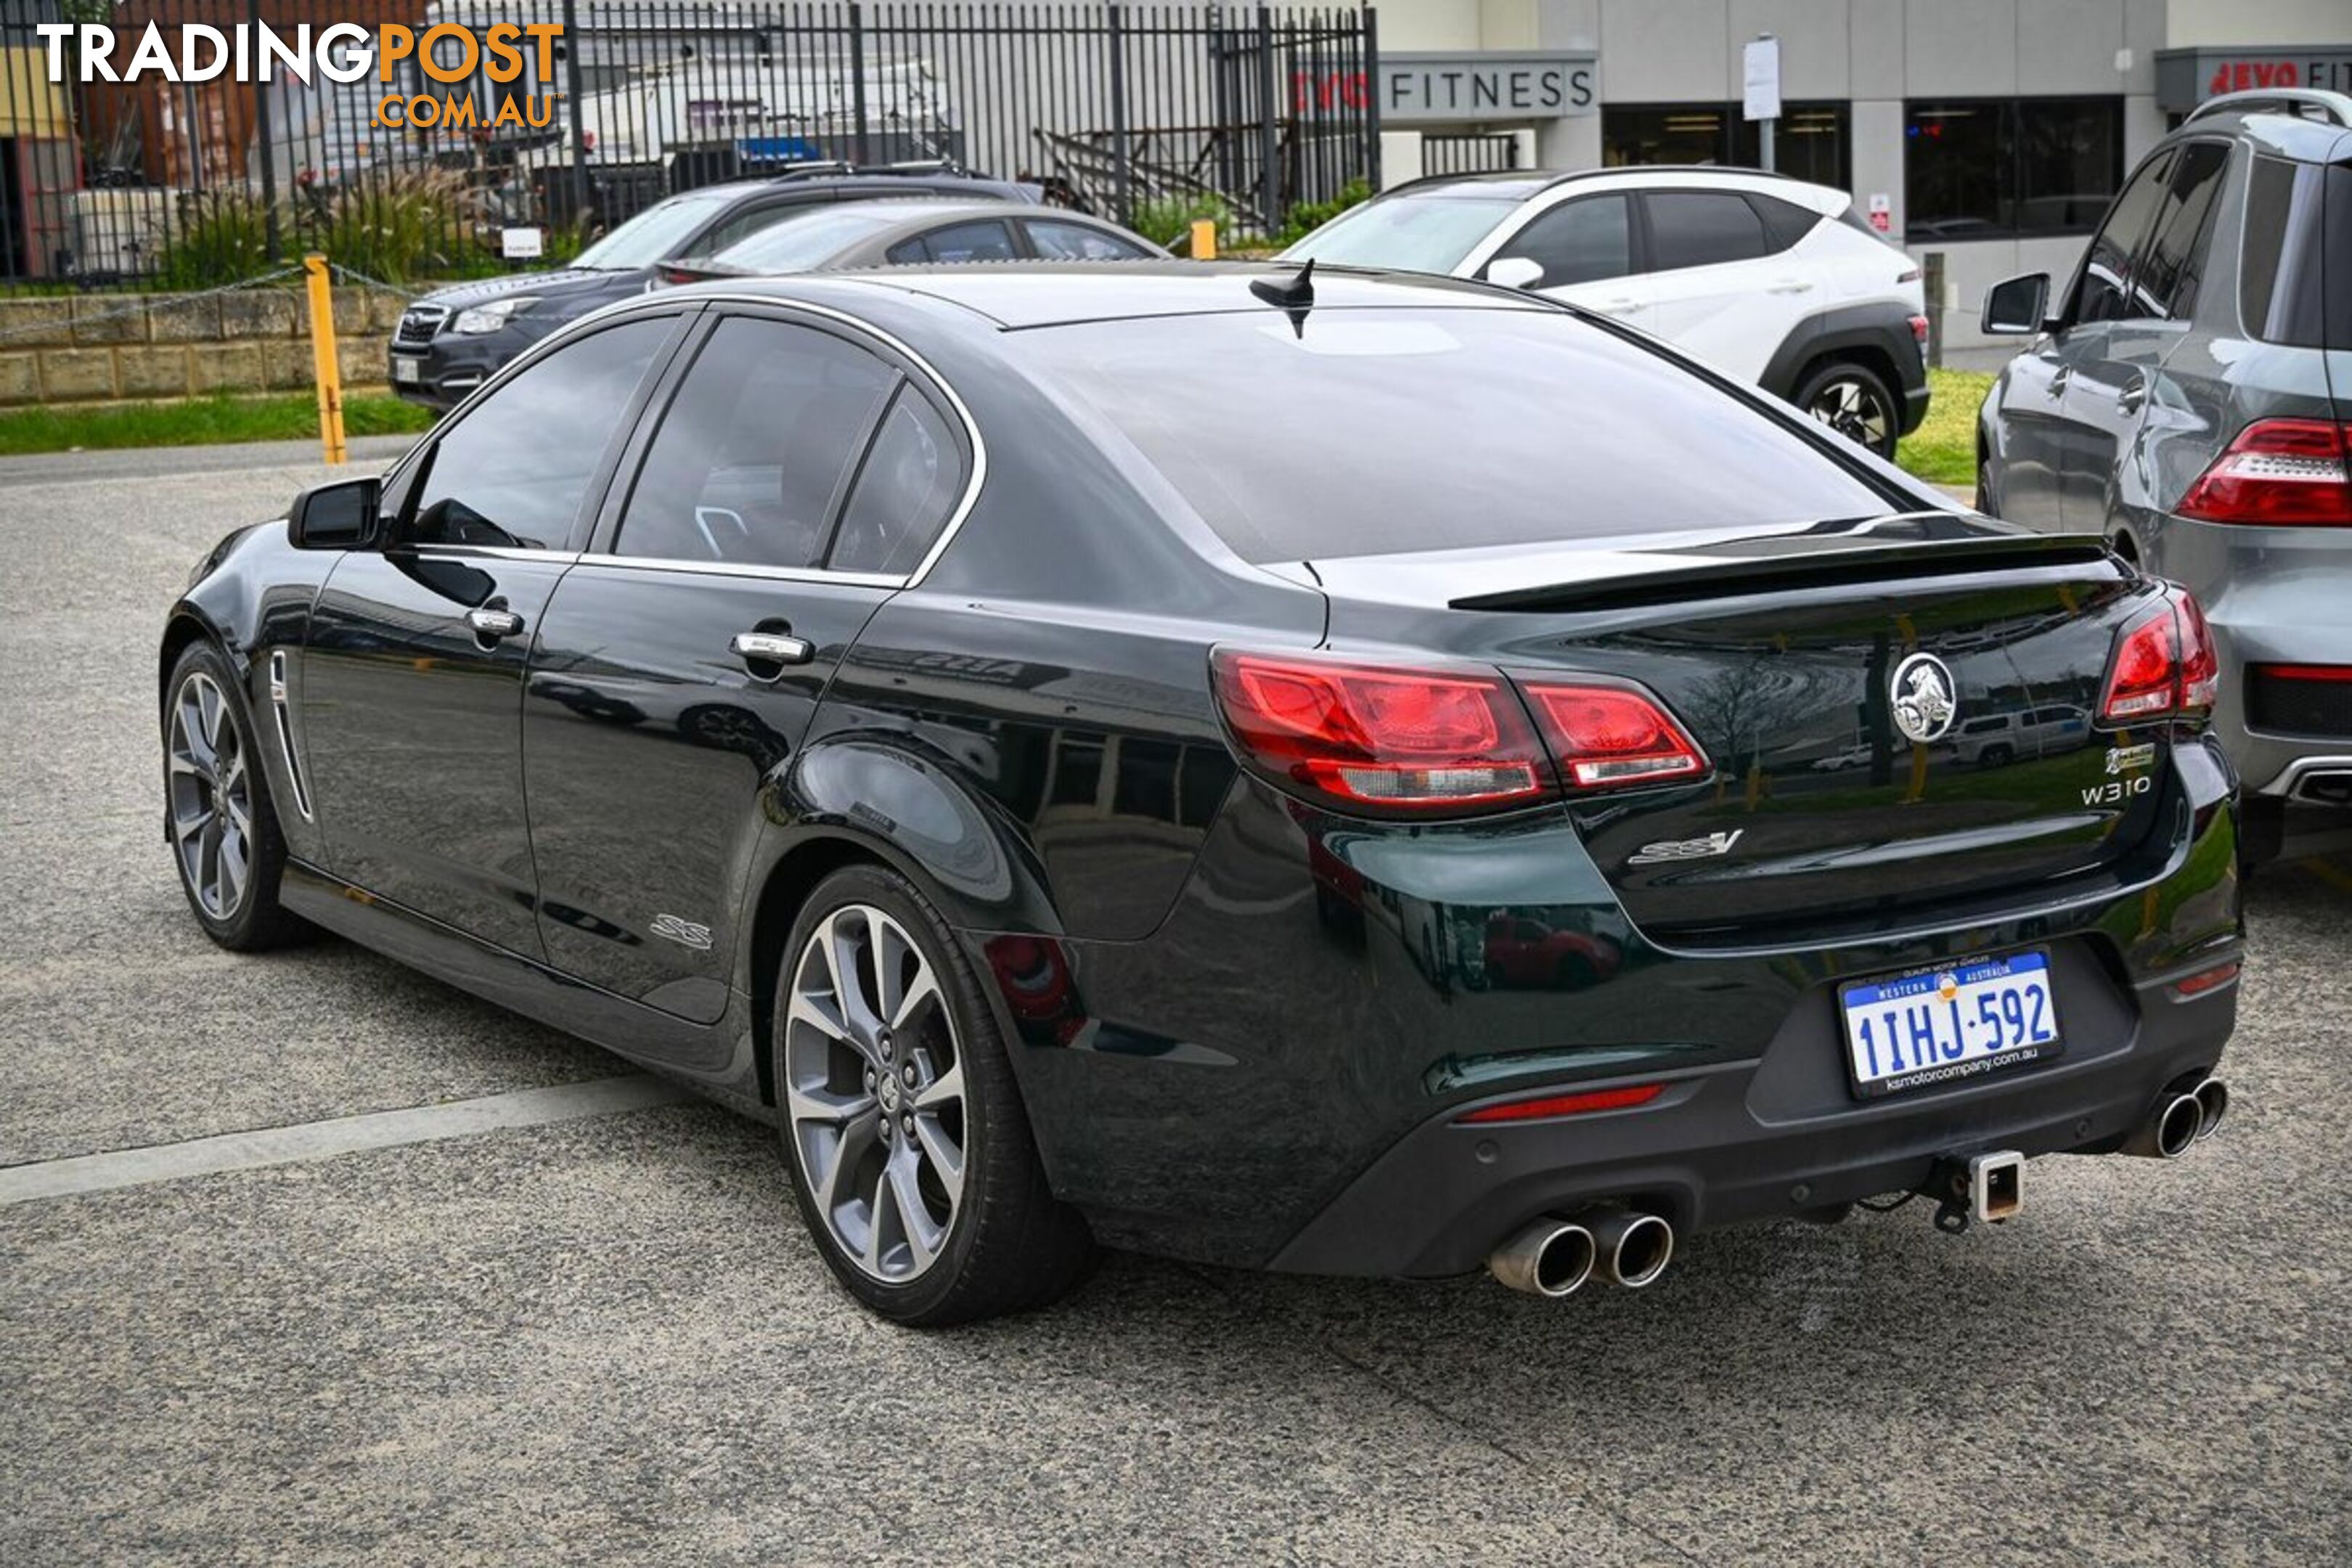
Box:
[1450,535,2123,614]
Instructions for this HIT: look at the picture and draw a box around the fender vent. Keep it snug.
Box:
[269,650,315,822]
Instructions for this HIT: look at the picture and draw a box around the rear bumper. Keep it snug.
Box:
[1271,957,2235,1277]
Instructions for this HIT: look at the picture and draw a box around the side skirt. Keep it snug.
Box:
[280,859,772,1121]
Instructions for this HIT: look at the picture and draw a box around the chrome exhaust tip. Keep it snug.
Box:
[1488,1219,1596,1298]
[1587,1209,1675,1289]
[2193,1077,2229,1142]
[2126,1088,2205,1159]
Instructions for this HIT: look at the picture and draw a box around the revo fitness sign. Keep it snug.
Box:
[2154,44,2352,114]
[1379,52,1598,124]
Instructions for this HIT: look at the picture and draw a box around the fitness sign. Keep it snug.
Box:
[33,19,568,133]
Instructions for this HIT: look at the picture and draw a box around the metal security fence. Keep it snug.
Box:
[1421,131,1518,177]
[0,1,1377,290]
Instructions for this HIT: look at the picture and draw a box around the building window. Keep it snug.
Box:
[1905,99,2123,240]
[1602,103,1850,189]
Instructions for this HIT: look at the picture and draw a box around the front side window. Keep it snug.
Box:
[1905,99,2124,240]
[888,221,1018,264]
[1645,191,1768,271]
[1027,219,1153,260]
[1490,195,1631,287]
[407,318,672,550]
[613,318,897,568]
[1018,308,1895,563]
[2070,152,2172,324]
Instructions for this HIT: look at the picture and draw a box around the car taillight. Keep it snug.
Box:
[2176,419,2352,526]
[1210,652,1709,815]
[1519,681,1710,789]
[1907,313,1930,344]
[2101,587,2218,723]
[1210,650,1549,814]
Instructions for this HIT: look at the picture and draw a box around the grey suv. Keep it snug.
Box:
[1975,89,2351,860]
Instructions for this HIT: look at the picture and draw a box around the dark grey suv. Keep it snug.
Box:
[1976,89,2351,859]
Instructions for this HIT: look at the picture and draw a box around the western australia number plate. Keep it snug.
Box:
[391,356,422,384]
[1838,951,2061,1099]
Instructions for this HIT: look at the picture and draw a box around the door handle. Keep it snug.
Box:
[466,606,524,640]
[731,630,814,670]
[1765,278,1815,294]
[1596,295,1641,314]
[2116,381,2147,415]
[2047,368,2071,401]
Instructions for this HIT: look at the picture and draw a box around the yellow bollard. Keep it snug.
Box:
[1189,218,1218,260]
[303,253,348,467]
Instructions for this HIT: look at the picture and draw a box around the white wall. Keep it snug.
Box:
[2165,0,2352,48]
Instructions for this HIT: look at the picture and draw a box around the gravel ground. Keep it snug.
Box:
[1,444,2345,1566]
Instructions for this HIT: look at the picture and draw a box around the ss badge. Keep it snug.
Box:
[1628,829,1744,867]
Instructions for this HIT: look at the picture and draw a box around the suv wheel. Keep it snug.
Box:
[1797,361,1900,460]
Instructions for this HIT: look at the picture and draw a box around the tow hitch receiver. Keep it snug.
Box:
[1969,1151,2024,1224]
[1925,1151,2025,1232]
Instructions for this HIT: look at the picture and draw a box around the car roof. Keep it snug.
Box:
[679,173,1033,205]
[2176,89,2352,161]
[1388,165,1841,204]
[671,262,1551,329]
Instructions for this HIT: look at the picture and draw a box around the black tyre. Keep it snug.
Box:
[162,640,305,951]
[1982,743,2015,768]
[773,864,1093,1326]
[1796,360,1901,460]
[1976,449,2000,516]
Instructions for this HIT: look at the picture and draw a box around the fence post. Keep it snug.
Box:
[248,0,280,262]
[303,255,348,467]
[849,5,872,166]
[1108,4,1132,227]
[1362,6,1382,191]
[562,0,589,228]
[1924,250,1945,369]
[1256,7,1280,237]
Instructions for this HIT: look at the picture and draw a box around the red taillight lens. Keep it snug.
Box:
[2171,960,2242,998]
[2101,587,2217,723]
[1455,1082,1667,1124]
[1522,682,1710,790]
[1907,313,1930,344]
[1210,650,1548,814]
[2176,419,2352,526]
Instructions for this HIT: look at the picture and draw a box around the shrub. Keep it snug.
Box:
[305,168,493,284]
[1274,179,1371,248]
[158,190,276,290]
[1129,191,1234,250]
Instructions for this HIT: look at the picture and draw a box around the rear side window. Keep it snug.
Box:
[1017,309,1894,563]
[1644,191,1768,271]
[830,387,967,575]
[1489,195,1632,287]
[2240,154,2348,348]
[2137,142,2230,319]
[1028,220,1153,260]
[614,317,897,568]
[1748,193,1823,253]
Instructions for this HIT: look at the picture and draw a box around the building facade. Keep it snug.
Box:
[1369,0,2351,359]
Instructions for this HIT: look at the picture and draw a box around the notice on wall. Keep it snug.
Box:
[1867,193,1892,234]
[501,226,544,261]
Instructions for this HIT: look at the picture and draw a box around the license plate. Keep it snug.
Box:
[1838,950,2061,1099]
[391,356,422,384]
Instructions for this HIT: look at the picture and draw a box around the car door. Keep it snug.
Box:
[2059,141,2231,537]
[523,307,975,1034]
[1476,192,1651,330]
[301,312,687,955]
[1633,189,1804,380]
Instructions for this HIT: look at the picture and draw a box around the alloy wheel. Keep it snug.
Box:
[1806,375,1893,454]
[785,903,967,1283]
[167,670,253,921]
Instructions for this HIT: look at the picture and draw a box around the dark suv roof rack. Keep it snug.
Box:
[763,158,971,183]
[2185,88,2352,128]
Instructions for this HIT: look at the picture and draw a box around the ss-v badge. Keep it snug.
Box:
[650,912,714,952]
[1628,829,1744,867]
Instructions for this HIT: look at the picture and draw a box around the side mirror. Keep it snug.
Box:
[288,476,383,550]
[1981,273,2051,336]
[1485,256,1545,291]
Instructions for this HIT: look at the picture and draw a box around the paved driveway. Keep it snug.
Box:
[1,443,2346,1565]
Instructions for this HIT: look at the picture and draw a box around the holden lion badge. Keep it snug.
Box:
[1891,653,1958,744]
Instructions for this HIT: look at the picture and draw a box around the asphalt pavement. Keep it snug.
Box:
[1,441,2347,1566]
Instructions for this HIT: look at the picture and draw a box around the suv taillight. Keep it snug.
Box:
[1210,650,1708,816]
[2101,587,2218,724]
[2176,419,2352,526]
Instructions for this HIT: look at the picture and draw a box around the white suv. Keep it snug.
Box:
[1281,168,1931,458]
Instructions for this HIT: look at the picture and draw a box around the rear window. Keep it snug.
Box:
[2240,154,2351,348]
[1016,309,1895,563]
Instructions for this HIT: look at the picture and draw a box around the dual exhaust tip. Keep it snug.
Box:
[1489,1208,1674,1298]
[2129,1074,2229,1159]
